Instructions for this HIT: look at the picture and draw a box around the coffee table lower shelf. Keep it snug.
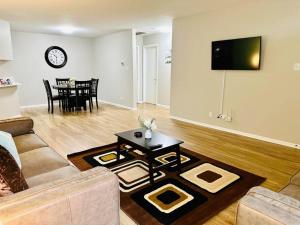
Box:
[116,137,182,184]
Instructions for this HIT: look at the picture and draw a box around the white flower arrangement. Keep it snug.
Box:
[139,116,157,131]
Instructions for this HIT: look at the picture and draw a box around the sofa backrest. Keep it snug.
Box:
[0,117,34,137]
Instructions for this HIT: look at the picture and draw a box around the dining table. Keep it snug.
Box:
[52,84,90,111]
[52,84,90,91]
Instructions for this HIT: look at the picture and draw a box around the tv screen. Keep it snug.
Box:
[211,36,261,70]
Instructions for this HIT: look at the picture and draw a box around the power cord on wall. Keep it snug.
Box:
[217,70,232,122]
[220,70,227,115]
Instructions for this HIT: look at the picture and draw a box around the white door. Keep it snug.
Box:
[143,46,158,104]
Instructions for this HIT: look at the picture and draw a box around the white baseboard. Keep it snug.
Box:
[171,115,300,149]
[156,103,170,109]
[20,101,137,111]
[137,102,170,109]
[101,100,136,110]
[21,103,48,109]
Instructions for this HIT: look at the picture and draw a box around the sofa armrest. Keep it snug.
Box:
[236,186,300,225]
[0,117,34,137]
[0,167,120,225]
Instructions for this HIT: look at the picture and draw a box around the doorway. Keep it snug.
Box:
[143,45,158,104]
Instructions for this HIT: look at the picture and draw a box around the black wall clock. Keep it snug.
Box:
[45,46,67,68]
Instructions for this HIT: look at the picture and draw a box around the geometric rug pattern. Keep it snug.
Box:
[154,151,200,172]
[131,178,208,225]
[110,160,165,192]
[68,143,266,225]
[83,148,134,168]
[180,163,240,193]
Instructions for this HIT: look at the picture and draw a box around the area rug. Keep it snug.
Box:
[68,143,265,225]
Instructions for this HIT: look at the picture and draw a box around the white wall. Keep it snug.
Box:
[143,33,172,106]
[0,31,94,106]
[93,30,136,109]
[171,0,300,145]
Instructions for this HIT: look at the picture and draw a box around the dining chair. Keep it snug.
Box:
[91,78,99,109]
[56,78,70,110]
[56,78,70,85]
[43,79,62,114]
[74,80,92,112]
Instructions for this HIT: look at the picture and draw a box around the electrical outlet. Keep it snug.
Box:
[216,113,232,122]
[294,144,300,149]
[225,116,232,122]
[294,63,300,71]
[209,112,213,118]
[220,114,227,119]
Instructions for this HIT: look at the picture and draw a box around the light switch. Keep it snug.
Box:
[293,63,300,71]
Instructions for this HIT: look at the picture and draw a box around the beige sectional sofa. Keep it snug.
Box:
[0,117,120,225]
[236,171,300,225]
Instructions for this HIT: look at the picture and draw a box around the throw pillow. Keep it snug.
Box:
[0,146,28,197]
[0,131,21,168]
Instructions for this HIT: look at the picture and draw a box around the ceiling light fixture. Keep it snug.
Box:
[58,25,77,34]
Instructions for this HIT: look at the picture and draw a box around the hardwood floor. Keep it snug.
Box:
[22,103,300,225]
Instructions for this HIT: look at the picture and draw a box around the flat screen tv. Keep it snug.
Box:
[211,36,261,70]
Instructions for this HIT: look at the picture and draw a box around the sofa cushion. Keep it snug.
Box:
[236,186,300,225]
[14,134,48,154]
[280,184,300,201]
[26,166,80,187]
[0,147,28,197]
[20,147,69,178]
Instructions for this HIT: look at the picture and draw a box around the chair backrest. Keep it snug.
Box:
[91,78,99,95]
[56,78,70,95]
[43,79,53,99]
[75,80,91,97]
[56,78,70,85]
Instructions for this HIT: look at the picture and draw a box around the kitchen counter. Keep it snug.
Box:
[0,83,21,119]
[0,83,21,88]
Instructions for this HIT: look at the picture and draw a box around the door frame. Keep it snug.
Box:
[142,44,159,104]
[136,45,143,103]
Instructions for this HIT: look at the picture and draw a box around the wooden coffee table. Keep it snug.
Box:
[115,128,184,184]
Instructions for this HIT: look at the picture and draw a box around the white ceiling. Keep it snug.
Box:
[0,0,241,37]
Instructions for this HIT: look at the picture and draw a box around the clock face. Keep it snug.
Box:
[45,46,67,68]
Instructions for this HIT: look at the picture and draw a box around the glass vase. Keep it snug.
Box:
[145,129,152,139]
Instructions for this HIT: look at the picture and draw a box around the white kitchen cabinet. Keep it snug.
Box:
[0,20,13,60]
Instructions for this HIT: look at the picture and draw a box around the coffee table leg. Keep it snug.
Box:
[117,138,121,161]
[148,156,154,184]
[176,145,181,173]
